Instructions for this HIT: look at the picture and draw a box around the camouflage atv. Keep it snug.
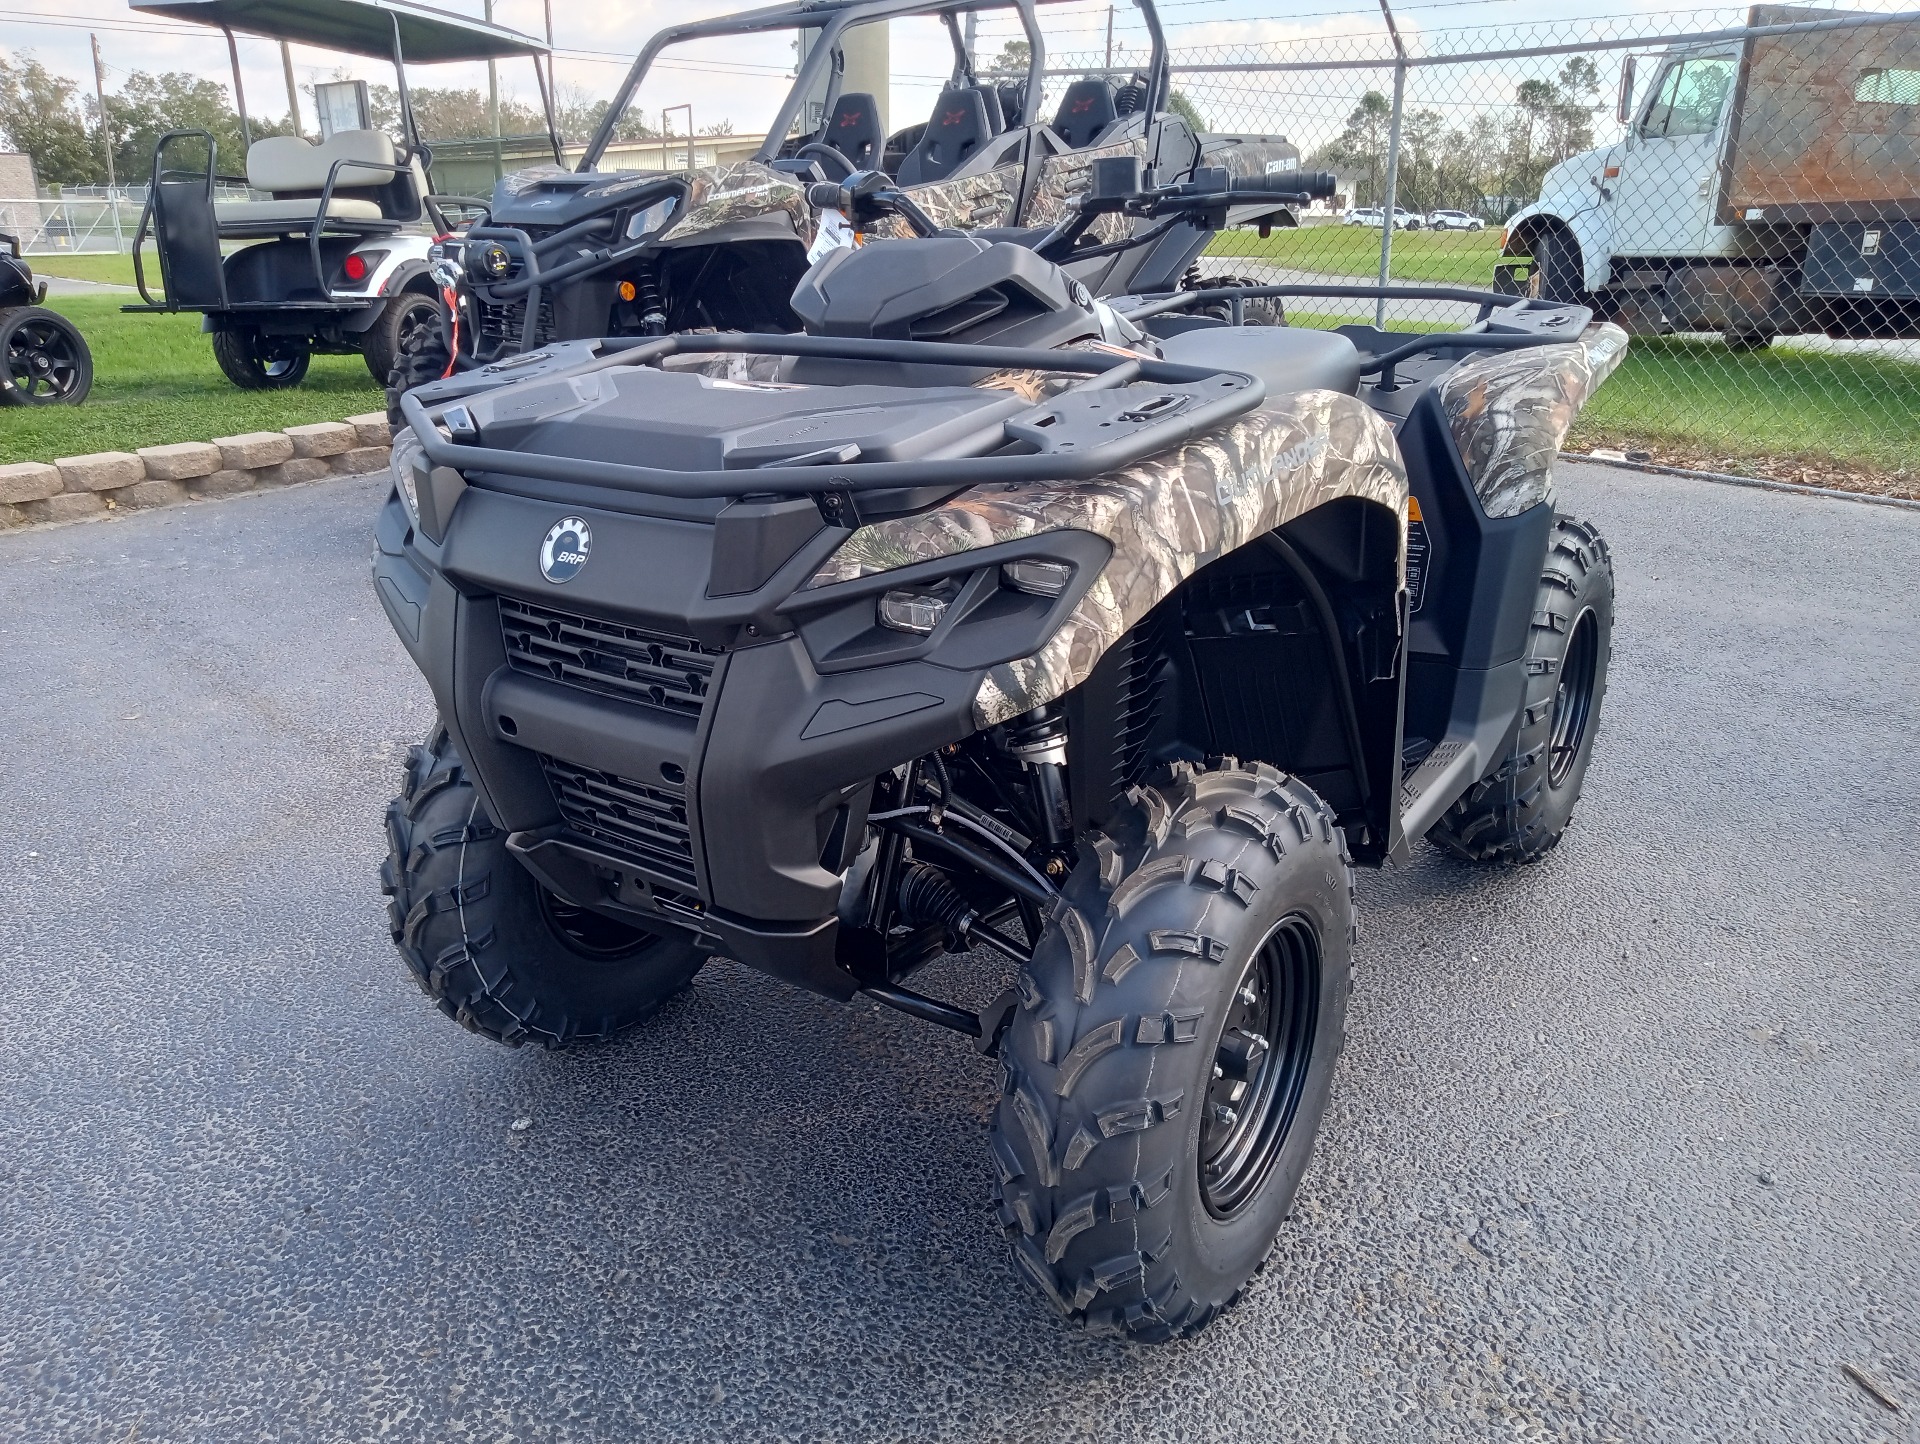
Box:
[374,163,1626,1341]
[387,0,1308,414]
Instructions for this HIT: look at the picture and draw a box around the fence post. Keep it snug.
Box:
[1375,0,1410,329]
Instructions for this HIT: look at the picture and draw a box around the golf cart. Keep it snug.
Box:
[123,0,561,390]
[373,159,1627,1339]
[0,232,93,406]
[392,0,1308,396]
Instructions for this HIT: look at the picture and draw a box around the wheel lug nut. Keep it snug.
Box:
[1237,985,1255,1005]
[1212,1064,1224,1080]
[1211,1104,1238,1127]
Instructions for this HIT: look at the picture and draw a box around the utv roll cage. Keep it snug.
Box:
[578,0,1171,175]
[124,0,560,315]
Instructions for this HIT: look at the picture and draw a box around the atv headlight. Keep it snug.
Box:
[877,579,961,636]
[393,444,422,528]
[1001,559,1073,598]
[625,198,675,240]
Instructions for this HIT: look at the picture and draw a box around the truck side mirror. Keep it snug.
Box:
[1616,57,1637,126]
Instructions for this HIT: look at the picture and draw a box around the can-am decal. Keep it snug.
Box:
[540,517,591,583]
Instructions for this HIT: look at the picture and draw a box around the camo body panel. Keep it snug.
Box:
[807,389,1408,729]
[1024,139,1149,244]
[880,164,1024,235]
[1438,321,1628,518]
[667,160,813,243]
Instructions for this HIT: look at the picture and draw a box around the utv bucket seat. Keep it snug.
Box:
[1051,79,1118,148]
[898,88,993,184]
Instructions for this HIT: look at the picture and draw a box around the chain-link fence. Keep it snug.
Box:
[1013,0,1918,489]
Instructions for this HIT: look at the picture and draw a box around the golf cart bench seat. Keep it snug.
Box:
[214,131,418,236]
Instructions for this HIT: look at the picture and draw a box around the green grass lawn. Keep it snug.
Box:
[1,295,384,466]
[1208,224,1507,287]
[1573,336,1920,476]
[24,251,147,289]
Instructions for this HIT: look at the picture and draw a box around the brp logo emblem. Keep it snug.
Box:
[539,517,591,584]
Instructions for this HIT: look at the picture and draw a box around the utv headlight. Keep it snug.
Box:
[625,198,675,240]
[877,579,961,636]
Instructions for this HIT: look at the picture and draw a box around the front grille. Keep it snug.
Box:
[473,293,555,358]
[500,597,721,719]
[539,755,698,890]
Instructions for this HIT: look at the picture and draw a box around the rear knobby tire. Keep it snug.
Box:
[380,725,707,1047]
[1182,267,1286,327]
[1429,515,1614,864]
[992,760,1354,1342]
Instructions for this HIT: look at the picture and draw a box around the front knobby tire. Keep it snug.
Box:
[384,310,454,426]
[1182,267,1286,327]
[1430,515,1615,864]
[380,726,707,1047]
[992,760,1355,1342]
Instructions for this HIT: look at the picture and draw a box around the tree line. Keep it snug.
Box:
[0,52,733,189]
[1308,59,1603,217]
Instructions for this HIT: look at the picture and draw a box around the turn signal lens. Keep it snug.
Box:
[1001,559,1072,598]
[618,280,637,302]
[877,582,959,636]
[343,252,369,281]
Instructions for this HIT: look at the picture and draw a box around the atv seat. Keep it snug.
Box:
[898,88,993,185]
[1157,324,1362,397]
[214,131,418,238]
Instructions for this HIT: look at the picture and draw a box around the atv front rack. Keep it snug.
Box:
[398,330,1267,500]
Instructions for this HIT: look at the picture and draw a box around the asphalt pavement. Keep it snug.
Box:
[1,463,1915,1443]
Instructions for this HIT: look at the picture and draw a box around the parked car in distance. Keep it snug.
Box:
[1343,206,1423,229]
[1426,209,1487,231]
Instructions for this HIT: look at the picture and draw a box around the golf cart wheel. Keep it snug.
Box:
[0,305,93,406]
[384,310,455,426]
[1429,515,1614,865]
[211,328,311,390]
[362,290,443,385]
[380,724,707,1048]
[992,760,1354,1342]
[1181,268,1285,327]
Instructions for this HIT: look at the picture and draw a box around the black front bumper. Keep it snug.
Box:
[373,485,1030,999]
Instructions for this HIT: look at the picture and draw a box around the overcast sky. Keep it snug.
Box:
[1,0,1883,152]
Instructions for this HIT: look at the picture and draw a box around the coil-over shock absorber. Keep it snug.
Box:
[632,259,667,336]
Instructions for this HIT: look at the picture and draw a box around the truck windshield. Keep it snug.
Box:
[1640,55,1737,139]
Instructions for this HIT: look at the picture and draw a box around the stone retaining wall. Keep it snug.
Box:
[0,413,393,529]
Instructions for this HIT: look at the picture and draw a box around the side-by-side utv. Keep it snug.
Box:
[124,0,557,389]
[388,0,1309,402]
[370,159,1626,1342]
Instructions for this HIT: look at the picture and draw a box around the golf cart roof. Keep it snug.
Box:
[129,0,550,63]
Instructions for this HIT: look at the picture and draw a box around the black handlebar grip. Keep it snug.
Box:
[806,181,846,210]
[1228,170,1338,200]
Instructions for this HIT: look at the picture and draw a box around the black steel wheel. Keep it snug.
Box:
[380,724,707,1048]
[211,327,311,390]
[993,759,1354,1342]
[1430,515,1615,863]
[1199,913,1321,1218]
[0,305,93,406]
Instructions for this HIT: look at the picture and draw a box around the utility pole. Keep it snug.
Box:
[280,41,303,137]
[90,34,116,190]
[484,0,500,140]
[1105,6,1115,72]
[543,0,554,47]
